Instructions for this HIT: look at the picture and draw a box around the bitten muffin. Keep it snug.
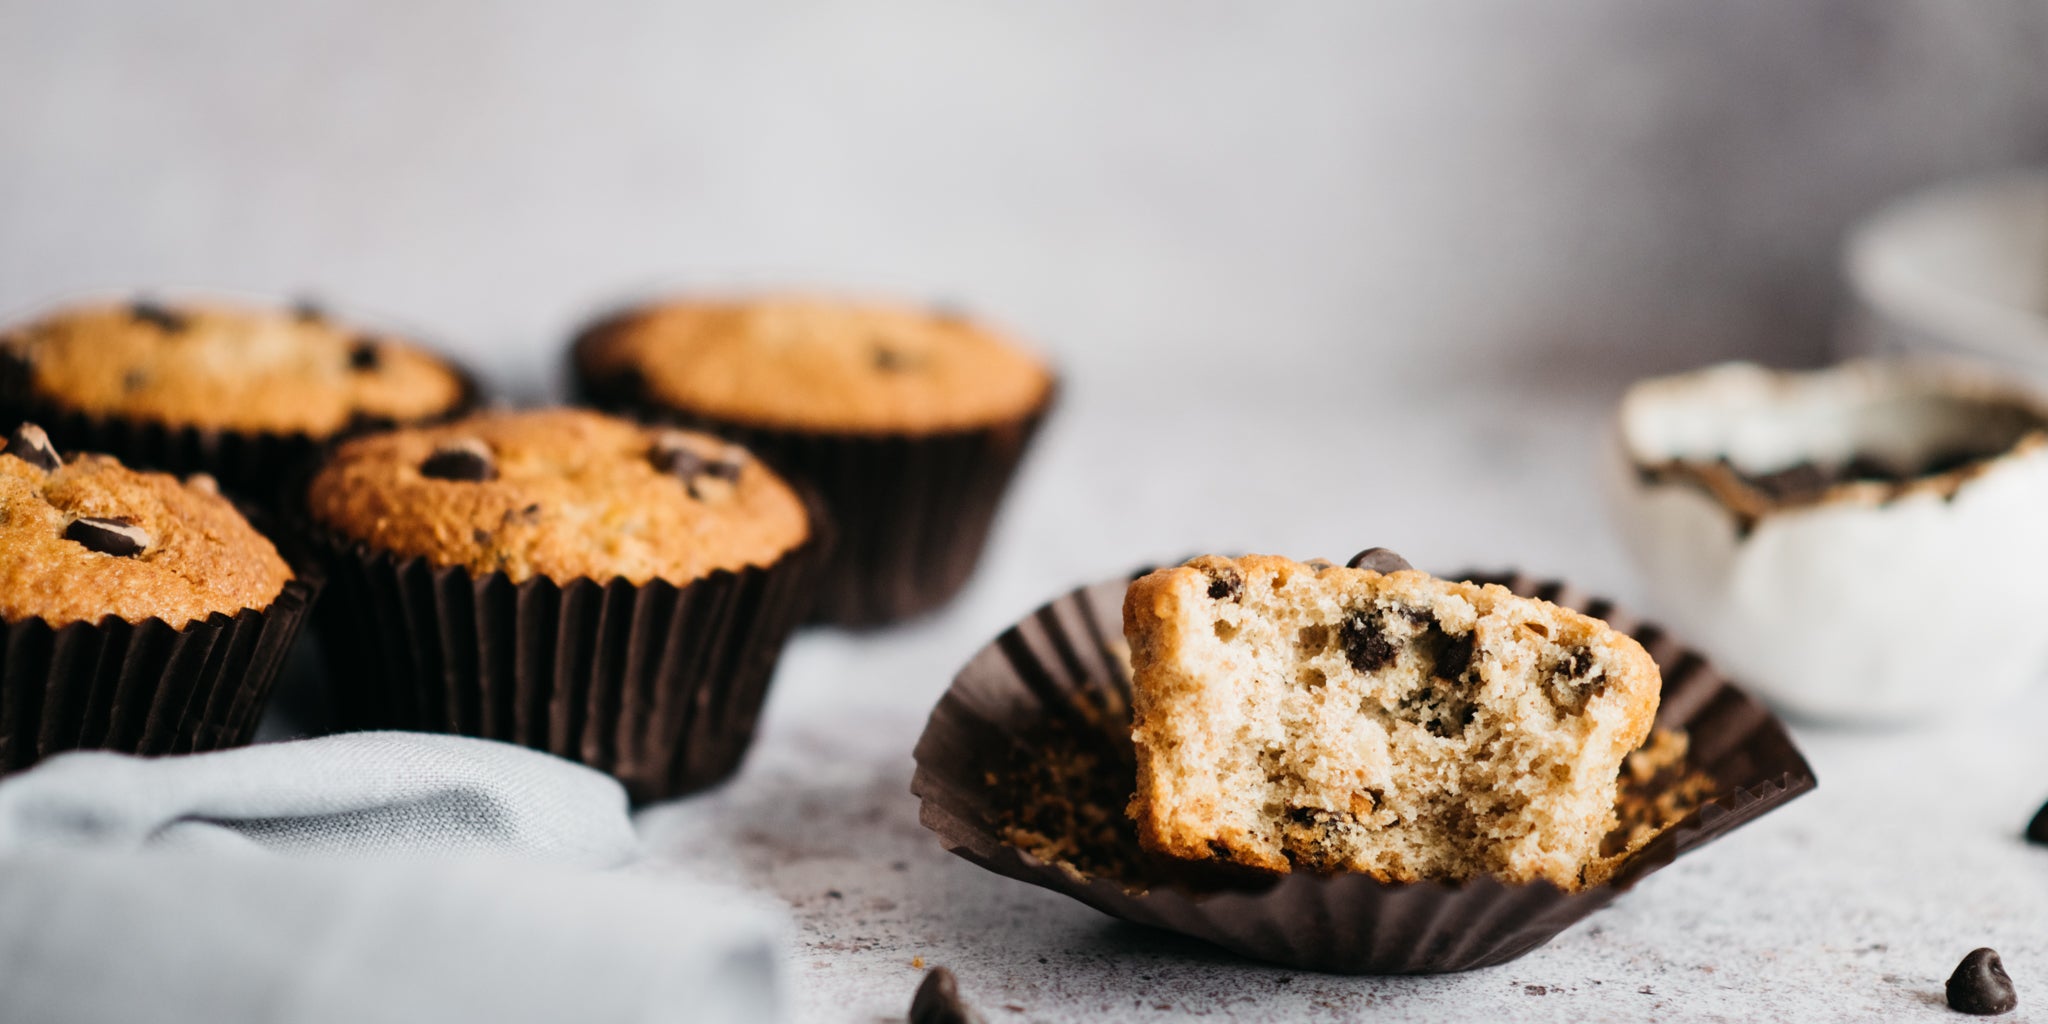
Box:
[1123,553,1660,889]
[0,423,293,627]
[306,408,809,584]
[572,294,1055,626]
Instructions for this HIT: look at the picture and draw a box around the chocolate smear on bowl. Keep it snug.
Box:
[1947,947,2018,1015]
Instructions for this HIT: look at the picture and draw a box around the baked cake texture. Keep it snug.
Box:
[307,408,810,586]
[1123,552,1660,888]
[573,295,1054,434]
[0,298,468,436]
[0,423,293,627]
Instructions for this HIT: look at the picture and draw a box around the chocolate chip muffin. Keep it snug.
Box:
[0,422,316,773]
[305,408,822,801]
[0,296,473,502]
[1123,553,1660,888]
[572,294,1056,626]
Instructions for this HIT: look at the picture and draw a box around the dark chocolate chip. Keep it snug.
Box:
[2026,801,2048,846]
[651,440,708,480]
[122,369,149,393]
[348,337,382,371]
[1947,948,2018,1015]
[65,516,150,557]
[3,422,61,473]
[292,297,327,323]
[1205,566,1244,602]
[910,967,982,1024]
[1340,610,1397,673]
[1745,461,1829,502]
[1347,548,1413,574]
[873,346,918,372]
[130,300,188,333]
[1563,649,1594,679]
[420,439,496,482]
[471,528,492,545]
[1431,627,1475,682]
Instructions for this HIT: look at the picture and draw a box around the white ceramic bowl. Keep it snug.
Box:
[1606,359,2048,725]
[1843,170,2048,381]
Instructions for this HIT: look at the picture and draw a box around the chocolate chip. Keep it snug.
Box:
[348,337,382,371]
[1340,610,1397,673]
[65,516,150,557]
[3,422,61,473]
[873,346,919,372]
[910,967,981,1024]
[1347,548,1413,574]
[292,297,327,323]
[1205,566,1243,602]
[1430,626,1474,682]
[1563,649,1594,679]
[130,300,188,334]
[650,435,745,498]
[420,439,496,482]
[2025,801,2048,846]
[122,369,149,393]
[1745,461,1830,502]
[1947,948,2018,1015]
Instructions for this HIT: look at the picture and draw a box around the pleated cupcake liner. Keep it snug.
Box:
[306,520,827,804]
[910,567,1818,974]
[0,349,482,511]
[570,320,1054,627]
[0,574,321,776]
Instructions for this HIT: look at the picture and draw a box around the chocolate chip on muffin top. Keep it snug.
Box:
[0,425,294,626]
[575,296,1054,434]
[0,298,468,436]
[306,408,810,586]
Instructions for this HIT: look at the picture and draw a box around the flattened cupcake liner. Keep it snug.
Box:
[571,328,1053,627]
[0,353,482,510]
[0,575,320,776]
[911,567,1817,974]
[308,523,825,803]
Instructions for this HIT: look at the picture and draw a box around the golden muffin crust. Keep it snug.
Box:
[576,295,1055,434]
[0,429,294,627]
[1,298,468,436]
[307,408,810,586]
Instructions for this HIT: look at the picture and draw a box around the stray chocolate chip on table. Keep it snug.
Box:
[420,439,496,482]
[1947,947,2018,1015]
[3,422,61,473]
[1348,547,1414,574]
[909,967,981,1024]
[2024,801,2048,846]
[66,516,151,557]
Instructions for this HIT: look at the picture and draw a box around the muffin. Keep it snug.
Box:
[1123,553,1660,888]
[571,294,1055,626]
[0,296,474,503]
[304,408,821,800]
[0,421,316,773]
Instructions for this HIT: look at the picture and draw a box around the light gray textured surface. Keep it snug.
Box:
[8,3,2048,1019]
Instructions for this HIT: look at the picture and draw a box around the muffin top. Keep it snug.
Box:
[0,298,469,436]
[307,408,810,586]
[0,423,295,627]
[575,296,1055,434]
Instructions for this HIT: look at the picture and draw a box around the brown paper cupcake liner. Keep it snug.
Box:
[307,522,826,804]
[0,351,482,511]
[0,575,321,776]
[911,567,1817,974]
[571,325,1054,627]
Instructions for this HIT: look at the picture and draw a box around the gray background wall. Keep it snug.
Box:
[3,1,2046,397]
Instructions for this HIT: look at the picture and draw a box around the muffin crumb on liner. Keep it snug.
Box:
[912,567,1816,974]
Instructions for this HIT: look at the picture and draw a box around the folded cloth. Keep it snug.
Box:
[0,733,784,1024]
[0,731,638,864]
